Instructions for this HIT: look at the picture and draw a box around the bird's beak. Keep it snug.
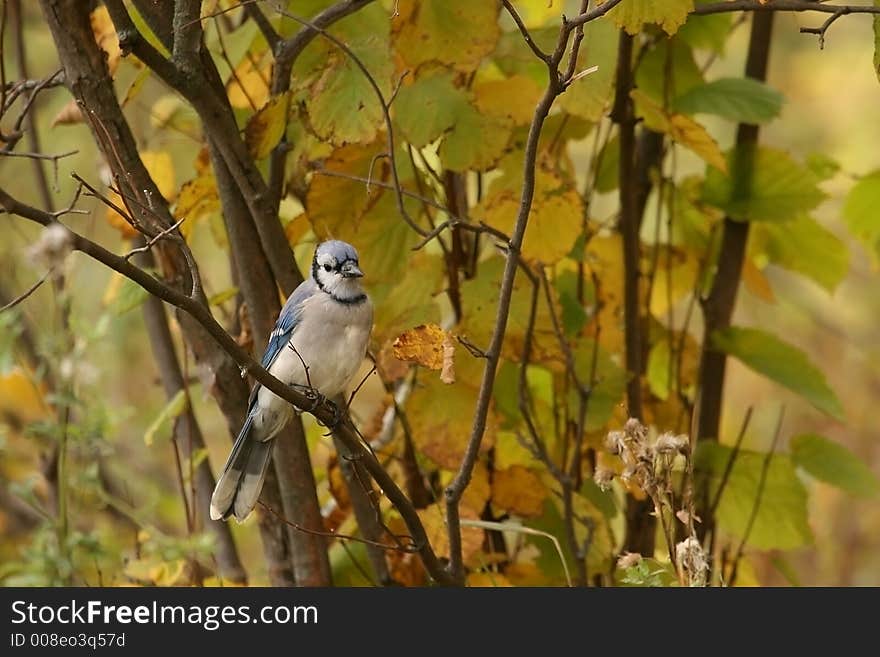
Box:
[341,261,364,278]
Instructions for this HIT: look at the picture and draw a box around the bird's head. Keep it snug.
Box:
[312,240,366,301]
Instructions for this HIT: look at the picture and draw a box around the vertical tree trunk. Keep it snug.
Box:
[612,30,656,557]
[696,12,776,541]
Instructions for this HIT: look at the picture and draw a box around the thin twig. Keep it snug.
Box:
[275,7,427,237]
[708,406,753,518]
[0,269,53,314]
[259,501,418,553]
[727,406,785,586]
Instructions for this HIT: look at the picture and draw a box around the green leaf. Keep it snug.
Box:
[678,3,733,53]
[843,171,880,261]
[244,92,291,160]
[695,443,812,550]
[805,152,841,181]
[712,327,844,420]
[393,71,469,147]
[208,287,239,307]
[144,389,188,446]
[702,146,825,222]
[673,78,784,124]
[112,277,150,316]
[791,433,880,498]
[394,0,500,72]
[635,38,703,102]
[555,270,587,337]
[752,216,849,293]
[647,339,672,400]
[574,341,627,432]
[607,0,695,36]
[439,100,512,172]
[558,16,619,122]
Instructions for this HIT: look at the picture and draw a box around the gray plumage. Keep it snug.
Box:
[210,240,373,522]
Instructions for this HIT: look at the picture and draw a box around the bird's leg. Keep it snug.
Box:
[290,383,325,413]
[289,384,345,431]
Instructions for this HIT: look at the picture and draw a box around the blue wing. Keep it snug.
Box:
[245,279,317,411]
[260,278,317,371]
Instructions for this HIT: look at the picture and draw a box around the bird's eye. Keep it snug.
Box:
[323,264,333,272]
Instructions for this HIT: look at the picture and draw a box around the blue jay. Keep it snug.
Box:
[210,240,373,522]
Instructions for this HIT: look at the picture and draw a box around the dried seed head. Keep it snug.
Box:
[29,223,73,271]
[605,430,625,455]
[617,552,642,569]
[676,536,708,587]
[624,417,643,438]
[654,432,690,456]
[594,467,615,491]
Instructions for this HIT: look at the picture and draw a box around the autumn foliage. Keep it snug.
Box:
[1,0,880,588]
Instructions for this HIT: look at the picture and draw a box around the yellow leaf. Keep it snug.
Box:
[245,92,291,160]
[91,6,121,75]
[394,0,500,73]
[474,75,543,126]
[104,188,139,239]
[0,367,47,425]
[491,465,548,518]
[392,324,448,371]
[649,249,699,318]
[475,159,584,265]
[174,173,220,239]
[417,504,484,565]
[306,141,385,234]
[122,66,151,108]
[632,90,727,173]
[668,114,728,173]
[227,52,271,110]
[140,151,176,201]
[742,257,777,303]
[460,461,490,516]
[284,213,310,248]
[408,375,496,469]
[467,572,513,587]
[606,0,694,36]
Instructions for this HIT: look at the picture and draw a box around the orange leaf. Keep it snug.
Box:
[491,465,548,517]
[392,324,453,375]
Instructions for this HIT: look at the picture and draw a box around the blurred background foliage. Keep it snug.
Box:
[1,0,879,586]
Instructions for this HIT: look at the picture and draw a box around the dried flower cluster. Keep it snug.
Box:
[597,418,708,587]
[28,223,73,278]
[595,418,689,498]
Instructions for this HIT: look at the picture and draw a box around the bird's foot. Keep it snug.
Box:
[290,385,344,430]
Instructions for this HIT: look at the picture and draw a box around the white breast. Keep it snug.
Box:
[254,292,372,434]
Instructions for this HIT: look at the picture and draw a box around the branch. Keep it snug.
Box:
[172,0,203,67]
[267,0,376,212]
[442,3,604,583]
[693,1,880,18]
[695,12,775,562]
[139,246,248,584]
[105,0,304,295]
[727,406,785,586]
[275,7,426,237]
[693,1,874,48]
[500,0,551,63]
[0,187,453,586]
[0,269,52,314]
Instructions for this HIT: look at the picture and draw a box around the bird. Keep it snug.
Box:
[210,240,373,522]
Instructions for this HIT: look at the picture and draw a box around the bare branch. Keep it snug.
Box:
[0,269,53,314]
[442,2,597,583]
[727,406,785,586]
[500,0,551,63]
[0,186,454,586]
